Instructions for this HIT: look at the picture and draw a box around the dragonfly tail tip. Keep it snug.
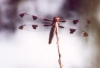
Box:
[48,41,51,44]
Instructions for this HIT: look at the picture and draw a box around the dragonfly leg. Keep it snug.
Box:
[44,24,52,26]
[44,18,52,21]
[59,25,64,28]
[60,20,66,22]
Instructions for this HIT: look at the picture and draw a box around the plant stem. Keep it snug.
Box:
[56,31,63,68]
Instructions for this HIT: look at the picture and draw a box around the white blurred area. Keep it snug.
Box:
[0,0,100,68]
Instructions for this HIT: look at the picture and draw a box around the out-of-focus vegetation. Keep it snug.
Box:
[0,0,100,68]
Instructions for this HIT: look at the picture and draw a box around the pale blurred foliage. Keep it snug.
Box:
[78,0,100,67]
[0,0,100,68]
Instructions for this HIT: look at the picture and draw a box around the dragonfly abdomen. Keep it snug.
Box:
[48,25,57,44]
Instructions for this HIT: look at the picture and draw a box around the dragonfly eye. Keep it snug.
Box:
[55,17,60,22]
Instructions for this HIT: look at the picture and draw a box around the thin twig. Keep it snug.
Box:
[56,28,63,68]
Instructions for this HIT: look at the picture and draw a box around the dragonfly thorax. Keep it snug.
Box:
[53,17,60,23]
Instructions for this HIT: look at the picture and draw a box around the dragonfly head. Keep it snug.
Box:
[53,17,60,23]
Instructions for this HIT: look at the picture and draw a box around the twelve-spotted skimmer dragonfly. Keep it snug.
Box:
[19,13,91,44]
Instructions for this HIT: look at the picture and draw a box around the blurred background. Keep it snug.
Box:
[0,0,100,68]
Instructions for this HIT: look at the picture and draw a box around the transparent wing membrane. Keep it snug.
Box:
[59,24,88,37]
[59,19,91,27]
[18,24,52,32]
[18,23,88,37]
[59,19,91,37]
[19,13,52,24]
[19,13,91,37]
[65,25,88,37]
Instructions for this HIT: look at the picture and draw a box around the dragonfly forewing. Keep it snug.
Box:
[19,13,52,24]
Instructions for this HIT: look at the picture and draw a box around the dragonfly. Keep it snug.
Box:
[19,13,91,44]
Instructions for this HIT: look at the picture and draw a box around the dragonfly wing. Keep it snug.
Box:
[18,23,52,32]
[19,13,52,24]
[19,13,38,22]
[60,19,91,27]
[59,24,89,37]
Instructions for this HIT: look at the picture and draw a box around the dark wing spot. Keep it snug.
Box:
[87,20,91,24]
[19,13,26,18]
[73,20,79,24]
[70,28,76,34]
[32,25,38,29]
[32,16,38,20]
[19,25,25,30]
[83,31,88,37]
